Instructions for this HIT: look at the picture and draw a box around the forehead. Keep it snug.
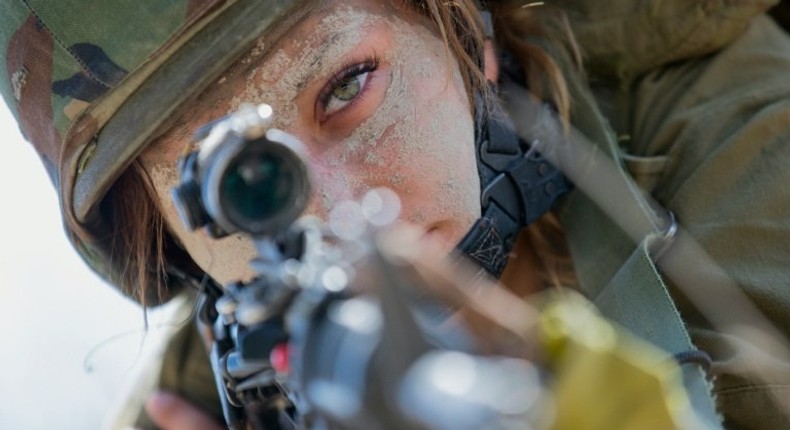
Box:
[150,0,423,150]
[255,3,388,84]
[255,0,415,75]
[285,0,392,34]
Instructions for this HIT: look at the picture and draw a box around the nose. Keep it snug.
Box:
[300,149,356,222]
[276,125,358,223]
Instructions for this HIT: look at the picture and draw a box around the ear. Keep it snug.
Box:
[483,39,500,83]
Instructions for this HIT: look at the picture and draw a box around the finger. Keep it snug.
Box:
[145,391,223,430]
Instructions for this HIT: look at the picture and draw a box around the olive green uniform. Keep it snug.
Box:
[553,4,790,428]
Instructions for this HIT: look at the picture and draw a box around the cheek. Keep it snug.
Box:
[145,161,259,285]
[397,95,480,225]
[303,155,360,219]
[305,30,480,236]
[376,60,480,227]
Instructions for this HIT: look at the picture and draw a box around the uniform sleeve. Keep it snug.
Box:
[99,291,223,430]
[545,0,775,82]
[625,15,790,430]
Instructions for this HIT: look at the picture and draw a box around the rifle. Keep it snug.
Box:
[169,104,549,430]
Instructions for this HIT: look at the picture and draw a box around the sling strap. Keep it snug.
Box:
[501,82,724,427]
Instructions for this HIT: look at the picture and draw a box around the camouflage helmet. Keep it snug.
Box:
[0,0,295,303]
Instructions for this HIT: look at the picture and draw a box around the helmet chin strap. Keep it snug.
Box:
[456,83,571,277]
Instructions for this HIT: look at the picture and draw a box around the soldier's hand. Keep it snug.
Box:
[145,391,224,430]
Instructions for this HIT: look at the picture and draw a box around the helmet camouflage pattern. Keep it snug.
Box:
[0,0,293,302]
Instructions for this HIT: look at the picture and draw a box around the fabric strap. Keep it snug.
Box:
[457,85,571,277]
[500,82,722,427]
[595,236,721,427]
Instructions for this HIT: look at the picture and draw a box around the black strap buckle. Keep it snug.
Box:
[457,89,571,277]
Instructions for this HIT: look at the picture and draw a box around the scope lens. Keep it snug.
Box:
[220,149,296,227]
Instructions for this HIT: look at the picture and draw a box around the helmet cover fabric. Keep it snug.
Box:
[0,0,293,301]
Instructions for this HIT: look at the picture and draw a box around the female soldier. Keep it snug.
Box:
[2,0,789,429]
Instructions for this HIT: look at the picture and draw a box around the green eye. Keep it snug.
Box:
[332,76,362,101]
[320,59,378,116]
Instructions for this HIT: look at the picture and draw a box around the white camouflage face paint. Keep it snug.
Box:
[141,0,481,284]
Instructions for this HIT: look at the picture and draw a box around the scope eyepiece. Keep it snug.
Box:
[172,104,311,238]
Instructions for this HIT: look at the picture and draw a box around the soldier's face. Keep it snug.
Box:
[140,0,480,285]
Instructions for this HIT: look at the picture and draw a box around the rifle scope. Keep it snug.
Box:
[171,104,311,238]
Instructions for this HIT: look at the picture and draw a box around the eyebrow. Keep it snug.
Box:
[248,3,315,58]
[249,1,346,93]
[256,0,332,58]
[294,31,344,91]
